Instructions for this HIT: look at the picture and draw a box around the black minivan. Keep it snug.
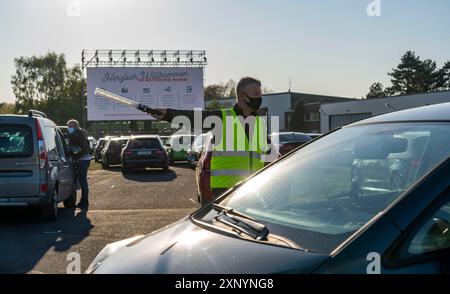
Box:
[0,110,76,220]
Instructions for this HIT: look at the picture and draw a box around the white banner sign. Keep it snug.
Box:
[87,67,204,121]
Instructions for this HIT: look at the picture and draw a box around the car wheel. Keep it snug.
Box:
[169,156,174,166]
[63,185,77,208]
[122,165,130,175]
[162,161,169,172]
[102,160,108,169]
[41,188,58,221]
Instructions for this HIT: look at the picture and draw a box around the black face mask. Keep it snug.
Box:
[243,93,262,110]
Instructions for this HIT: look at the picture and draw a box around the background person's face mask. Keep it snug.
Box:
[67,127,75,133]
[243,93,262,110]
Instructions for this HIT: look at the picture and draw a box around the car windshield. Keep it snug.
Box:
[278,133,311,143]
[212,122,450,253]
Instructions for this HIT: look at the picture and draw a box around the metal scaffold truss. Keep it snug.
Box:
[82,49,207,68]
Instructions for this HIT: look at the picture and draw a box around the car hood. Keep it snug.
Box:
[93,217,329,274]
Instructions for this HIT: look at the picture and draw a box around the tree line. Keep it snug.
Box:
[366,51,450,98]
[2,51,449,121]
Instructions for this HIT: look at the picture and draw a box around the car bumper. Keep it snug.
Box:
[123,159,166,168]
[171,151,187,160]
[0,196,46,207]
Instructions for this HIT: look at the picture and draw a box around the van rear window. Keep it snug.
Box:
[129,138,162,149]
[0,124,33,158]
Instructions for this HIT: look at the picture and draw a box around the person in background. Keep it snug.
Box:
[154,77,274,197]
[66,119,91,209]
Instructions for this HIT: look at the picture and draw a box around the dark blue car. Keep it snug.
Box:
[87,103,450,274]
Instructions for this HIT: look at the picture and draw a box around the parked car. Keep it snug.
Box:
[87,103,450,274]
[121,135,169,173]
[101,137,129,168]
[186,133,208,169]
[159,136,170,146]
[305,133,322,139]
[351,131,430,194]
[167,134,195,164]
[93,137,112,162]
[87,136,97,155]
[270,132,312,155]
[195,133,213,204]
[0,110,76,220]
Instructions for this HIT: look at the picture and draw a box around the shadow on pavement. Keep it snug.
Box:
[0,207,93,274]
[170,162,194,170]
[122,169,177,182]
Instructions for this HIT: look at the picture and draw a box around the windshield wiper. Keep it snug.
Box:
[212,203,269,241]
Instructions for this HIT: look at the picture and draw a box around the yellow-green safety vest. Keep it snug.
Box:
[210,108,269,189]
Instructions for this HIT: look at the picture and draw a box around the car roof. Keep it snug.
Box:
[130,135,159,139]
[349,102,450,126]
[270,132,308,136]
[170,134,195,138]
[0,114,55,124]
[110,137,129,141]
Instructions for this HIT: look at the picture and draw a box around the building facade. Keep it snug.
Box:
[320,90,450,132]
[205,92,353,133]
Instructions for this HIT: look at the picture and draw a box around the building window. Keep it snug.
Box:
[304,112,320,122]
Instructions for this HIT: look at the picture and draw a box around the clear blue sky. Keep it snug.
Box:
[1,0,450,102]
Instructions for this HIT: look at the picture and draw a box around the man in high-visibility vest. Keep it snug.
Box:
[154,77,273,197]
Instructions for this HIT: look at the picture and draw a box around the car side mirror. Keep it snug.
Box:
[426,217,450,237]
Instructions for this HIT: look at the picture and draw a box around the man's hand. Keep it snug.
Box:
[153,108,167,120]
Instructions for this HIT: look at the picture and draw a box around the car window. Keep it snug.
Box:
[0,124,33,158]
[129,138,161,149]
[170,136,193,148]
[98,139,107,148]
[54,129,66,158]
[43,126,57,156]
[109,141,121,151]
[193,134,205,148]
[57,130,70,156]
[408,200,450,255]
[215,123,450,253]
[279,133,311,143]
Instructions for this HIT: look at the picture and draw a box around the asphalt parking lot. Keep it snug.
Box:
[0,163,199,274]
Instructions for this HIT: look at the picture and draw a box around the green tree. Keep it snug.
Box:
[365,82,386,98]
[11,52,85,125]
[204,83,227,101]
[437,61,450,90]
[387,51,443,95]
[366,51,450,97]
[204,79,238,101]
[0,102,16,114]
[205,99,226,110]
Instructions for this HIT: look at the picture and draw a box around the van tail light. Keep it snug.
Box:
[35,119,47,169]
[124,149,133,156]
[40,183,48,193]
[154,149,163,155]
